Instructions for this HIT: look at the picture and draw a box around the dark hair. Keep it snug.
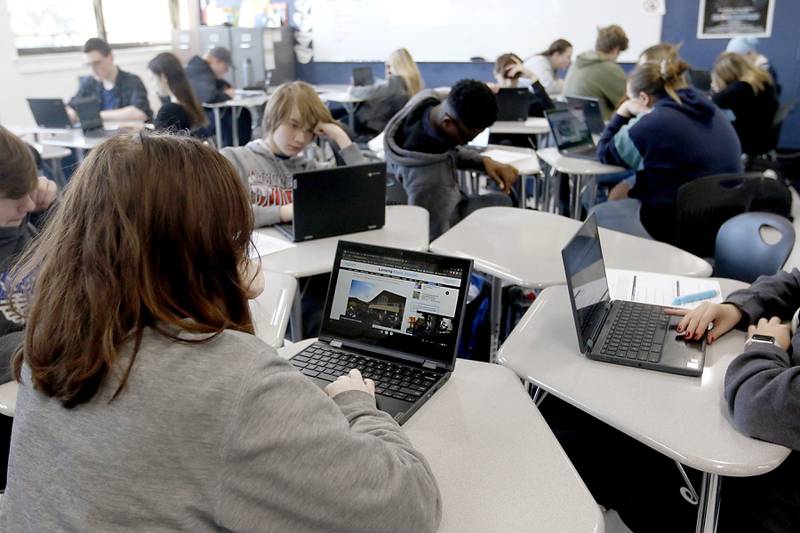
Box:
[83,37,112,57]
[447,79,498,129]
[0,126,38,199]
[542,39,573,57]
[596,25,629,54]
[12,133,255,408]
[207,46,232,66]
[629,57,690,104]
[494,53,523,80]
[148,52,208,128]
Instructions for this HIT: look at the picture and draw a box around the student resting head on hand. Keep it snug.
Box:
[0,132,441,532]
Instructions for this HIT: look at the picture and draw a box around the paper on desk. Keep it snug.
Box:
[481,149,531,165]
[249,232,295,259]
[606,269,722,309]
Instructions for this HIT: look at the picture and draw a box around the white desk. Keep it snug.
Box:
[536,147,626,218]
[255,205,430,339]
[204,94,269,147]
[498,280,791,533]
[316,85,365,130]
[489,117,550,136]
[281,339,604,533]
[430,207,713,359]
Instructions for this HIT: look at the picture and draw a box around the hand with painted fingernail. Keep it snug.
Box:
[663,302,742,344]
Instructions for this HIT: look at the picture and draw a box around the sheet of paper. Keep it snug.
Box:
[249,231,295,259]
[606,269,722,309]
[480,149,532,165]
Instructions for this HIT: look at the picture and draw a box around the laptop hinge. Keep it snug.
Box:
[422,361,437,370]
[330,340,343,348]
[588,302,612,350]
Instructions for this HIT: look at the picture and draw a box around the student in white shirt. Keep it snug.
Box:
[523,39,573,96]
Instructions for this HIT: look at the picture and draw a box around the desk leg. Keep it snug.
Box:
[232,107,239,147]
[289,284,304,342]
[520,174,527,209]
[695,472,721,533]
[213,108,223,148]
[489,275,502,363]
[570,174,585,220]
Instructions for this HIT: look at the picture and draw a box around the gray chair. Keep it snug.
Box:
[714,212,795,283]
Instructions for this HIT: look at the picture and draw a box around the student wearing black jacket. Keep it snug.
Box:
[184,47,252,146]
[147,53,208,134]
[712,51,780,157]
[668,269,800,532]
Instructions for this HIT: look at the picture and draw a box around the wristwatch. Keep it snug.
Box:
[745,334,776,348]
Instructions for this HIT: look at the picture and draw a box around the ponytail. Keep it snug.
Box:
[629,57,689,104]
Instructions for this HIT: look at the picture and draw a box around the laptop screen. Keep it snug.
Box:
[565,96,605,135]
[321,242,472,368]
[561,215,610,351]
[547,108,594,150]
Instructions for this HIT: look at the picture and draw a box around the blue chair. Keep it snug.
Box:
[714,212,795,283]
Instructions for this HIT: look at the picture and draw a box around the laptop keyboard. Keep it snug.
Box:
[290,343,441,402]
[599,301,670,363]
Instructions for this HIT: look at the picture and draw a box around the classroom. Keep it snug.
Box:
[0,0,798,531]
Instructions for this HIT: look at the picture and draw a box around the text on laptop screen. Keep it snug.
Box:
[550,108,593,150]
[562,216,610,351]
[321,244,471,365]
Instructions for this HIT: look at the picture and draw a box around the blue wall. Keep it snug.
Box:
[293,0,800,148]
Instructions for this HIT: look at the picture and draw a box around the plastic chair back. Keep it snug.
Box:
[675,172,791,258]
[714,212,795,283]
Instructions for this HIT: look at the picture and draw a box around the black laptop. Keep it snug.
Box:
[27,98,73,129]
[71,97,116,138]
[352,66,375,87]
[561,215,706,377]
[274,162,387,242]
[545,107,598,160]
[688,69,712,93]
[289,241,473,423]
[495,87,530,122]
[566,96,605,135]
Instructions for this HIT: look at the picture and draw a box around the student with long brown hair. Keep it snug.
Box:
[523,38,573,95]
[592,57,741,244]
[712,51,780,157]
[0,133,441,532]
[147,52,208,132]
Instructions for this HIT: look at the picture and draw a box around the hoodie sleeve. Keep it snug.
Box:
[724,269,800,327]
[215,353,442,533]
[453,147,486,171]
[724,342,800,450]
[596,114,644,171]
[338,143,368,166]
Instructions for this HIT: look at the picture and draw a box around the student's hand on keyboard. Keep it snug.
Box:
[748,317,791,351]
[482,157,519,193]
[278,203,293,222]
[325,369,376,399]
[665,302,743,344]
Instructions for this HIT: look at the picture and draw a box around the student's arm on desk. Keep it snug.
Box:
[596,112,640,169]
[724,334,800,450]
[454,148,519,193]
[725,269,800,325]
[215,353,442,533]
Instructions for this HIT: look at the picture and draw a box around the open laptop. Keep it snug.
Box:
[274,162,387,242]
[352,66,375,86]
[70,97,116,138]
[688,69,712,93]
[288,241,473,423]
[495,87,530,122]
[27,99,73,129]
[566,96,605,135]
[561,215,706,377]
[545,107,598,160]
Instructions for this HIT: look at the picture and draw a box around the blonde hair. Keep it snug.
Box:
[387,48,424,96]
[712,52,773,95]
[639,42,681,64]
[262,81,334,134]
[628,57,689,104]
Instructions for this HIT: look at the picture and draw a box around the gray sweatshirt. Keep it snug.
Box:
[383,90,487,240]
[221,140,366,227]
[0,328,442,532]
[724,268,800,450]
[350,76,411,134]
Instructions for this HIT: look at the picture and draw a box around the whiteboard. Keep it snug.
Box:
[311,0,663,63]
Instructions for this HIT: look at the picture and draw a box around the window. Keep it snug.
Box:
[6,0,180,55]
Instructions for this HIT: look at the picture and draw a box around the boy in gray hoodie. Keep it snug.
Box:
[384,79,520,240]
[222,81,366,228]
